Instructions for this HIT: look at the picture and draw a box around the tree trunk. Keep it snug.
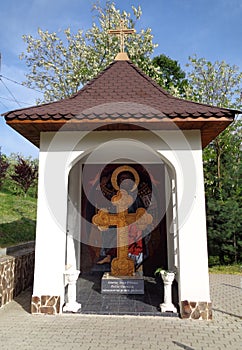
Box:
[233,233,238,264]
[215,138,222,199]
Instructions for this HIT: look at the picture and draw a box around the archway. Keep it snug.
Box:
[79,162,167,275]
[66,150,178,315]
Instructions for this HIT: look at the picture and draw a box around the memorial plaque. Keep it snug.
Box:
[101,272,144,294]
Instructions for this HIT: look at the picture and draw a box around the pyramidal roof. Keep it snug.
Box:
[3,58,240,148]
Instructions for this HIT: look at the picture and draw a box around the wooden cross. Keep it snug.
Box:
[108,19,136,53]
[92,167,153,277]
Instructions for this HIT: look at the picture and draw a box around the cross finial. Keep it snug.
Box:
[108,19,136,60]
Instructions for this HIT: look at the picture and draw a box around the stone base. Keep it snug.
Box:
[31,295,61,315]
[101,272,144,294]
[160,302,177,313]
[63,301,81,313]
[181,300,212,320]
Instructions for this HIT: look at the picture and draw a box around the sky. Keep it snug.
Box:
[0,0,241,159]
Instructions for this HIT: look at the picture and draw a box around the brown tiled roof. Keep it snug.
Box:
[2,59,240,148]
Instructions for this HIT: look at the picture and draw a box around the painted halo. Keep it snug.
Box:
[111,165,140,192]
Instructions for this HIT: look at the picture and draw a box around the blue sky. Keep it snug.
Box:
[0,0,241,159]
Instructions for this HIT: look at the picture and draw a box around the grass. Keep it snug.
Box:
[209,264,242,275]
[0,189,37,247]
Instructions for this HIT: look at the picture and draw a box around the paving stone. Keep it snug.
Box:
[0,274,241,350]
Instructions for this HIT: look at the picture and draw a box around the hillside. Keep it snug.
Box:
[0,190,37,247]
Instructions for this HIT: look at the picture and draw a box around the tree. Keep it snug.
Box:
[0,148,10,189]
[11,156,38,196]
[186,56,242,108]
[20,1,159,102]
[152,54,188,97]
[207,198,242,264]
[186,55,242,264]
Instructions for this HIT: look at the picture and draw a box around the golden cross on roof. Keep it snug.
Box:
[108,20,136,54]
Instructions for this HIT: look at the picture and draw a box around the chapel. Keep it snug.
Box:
[2,30,239,319]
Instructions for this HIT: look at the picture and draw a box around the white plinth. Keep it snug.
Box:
[63,301,82,313]
[160,271,177,313]
[63,267,81,313]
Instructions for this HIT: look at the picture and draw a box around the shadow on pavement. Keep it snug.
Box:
[14,286,32,314]
[172,341,195,350]
[213,308,242,319]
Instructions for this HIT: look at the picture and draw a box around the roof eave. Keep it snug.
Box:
[6,114,235,149]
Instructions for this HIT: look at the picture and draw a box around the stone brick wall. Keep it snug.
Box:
[13,249,35,297]
[181,300,212,320]
[0,256,15,307]
[31,295,61,315]
[0,242,35,308]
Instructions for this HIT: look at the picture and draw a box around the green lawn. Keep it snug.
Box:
[209,264,242,275]
[0,190,37,247]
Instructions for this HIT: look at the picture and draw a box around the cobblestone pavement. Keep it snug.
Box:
[0,274,241,350]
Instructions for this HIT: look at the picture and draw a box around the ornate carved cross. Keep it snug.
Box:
[108,19,136,53]
[92,166,153,277]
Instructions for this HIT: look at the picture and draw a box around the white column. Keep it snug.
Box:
[66,162,81,270]
[157,131,211,305]
[176,148,210,303]
[33,132,85,312]
[165,166,178,271]
[33,150,68,307]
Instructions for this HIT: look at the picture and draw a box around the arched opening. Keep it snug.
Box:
[80,162,167,275]
[66,148,179,315]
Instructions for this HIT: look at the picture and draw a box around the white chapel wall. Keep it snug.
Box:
[156,130,210,302]
[33,128,210,308]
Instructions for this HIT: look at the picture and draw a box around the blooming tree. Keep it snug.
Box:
[20,2,159,102]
